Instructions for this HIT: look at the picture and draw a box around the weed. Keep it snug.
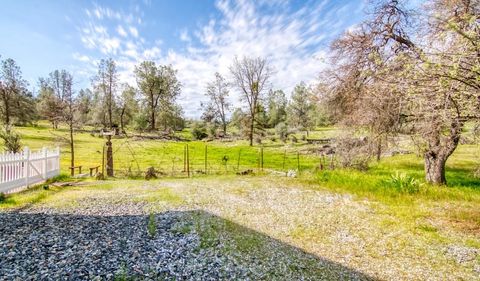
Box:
[384,172,421,194]
[147,213,156,238]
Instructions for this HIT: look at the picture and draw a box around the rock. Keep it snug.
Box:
[236,169,253,176]
[287,170,297,178]
[446,245,479,264]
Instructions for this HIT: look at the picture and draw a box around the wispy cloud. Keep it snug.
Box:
[75,0,363,118]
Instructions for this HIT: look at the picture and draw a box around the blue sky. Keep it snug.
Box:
[0,0,366,117]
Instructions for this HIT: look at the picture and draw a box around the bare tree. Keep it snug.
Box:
[230,56,272,146]
[323,0,479,184]
[43,69,77,175]
[202,72,231,135]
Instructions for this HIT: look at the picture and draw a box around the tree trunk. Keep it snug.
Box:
[249,114,254,146]
[69,122,75,176]
[376,139,382,162]
[2,94,10,125]
[150,105,156,131]
[120,107,125,133]
[223,122,227,136]
[424,151,447,185]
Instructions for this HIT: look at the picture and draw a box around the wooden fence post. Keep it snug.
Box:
[24,147,30,187]
[204,145,207,174]
[237,149,241,171]
[186,144,190,178]
[261,146,264,171]
[183,145,186,172]
[282,149,286,170]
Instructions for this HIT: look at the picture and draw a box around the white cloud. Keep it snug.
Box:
[76,0,362,118]
[117,25,128,37]
[129,27,139,38]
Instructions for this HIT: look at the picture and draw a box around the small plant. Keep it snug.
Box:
[0,127,22,153]
[147,213,156,238]
[385,172,421,194]
[0,192,6,203]
[113,263,129,281]
[43,185,49,190]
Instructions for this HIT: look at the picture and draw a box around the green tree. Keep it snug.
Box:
[287,82,315,136]
[266,89,287,128]
[0,58,36,126]
[93,58,118,129]
[135,61,181,131]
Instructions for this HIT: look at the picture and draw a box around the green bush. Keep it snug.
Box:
[0,192,5,203]
[0,128,22,153]
[191,122,208,140]
[385,172,421,194]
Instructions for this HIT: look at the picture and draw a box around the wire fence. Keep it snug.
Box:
[105,142,330,178]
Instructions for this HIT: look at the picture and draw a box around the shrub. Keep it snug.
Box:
[334,134,371,170]
[275,122,288,142]
[191,122,208,140]
[385,172,421,194]
[0,127,22,153]
[0,192,5,203]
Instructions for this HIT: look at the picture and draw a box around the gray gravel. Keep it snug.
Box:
[0,204,375,281]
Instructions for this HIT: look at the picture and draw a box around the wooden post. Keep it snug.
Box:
[204,145,207,174]
[24,147,30,187]
[183,145,186,172]
[102,145,105,175]
[261,146,264,171]
[186,144,190,178]
[237,149,241,171]
[106,135,114,177]
[282,149,286,171]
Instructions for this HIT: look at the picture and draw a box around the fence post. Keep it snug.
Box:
[237,149,241,171]
[186,144,190,178]
[261,146,264,171]
[42,147,47,179]
[24,147,30,187]
[204,145,207,174]
[283,149,287,171]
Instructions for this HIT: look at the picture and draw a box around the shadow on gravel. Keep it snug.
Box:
[0,210,378,280]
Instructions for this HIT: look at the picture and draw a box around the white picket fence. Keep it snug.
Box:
[0,147,60,194]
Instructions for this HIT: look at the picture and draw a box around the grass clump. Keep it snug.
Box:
[147,213,156,238]
[384,172,421,194]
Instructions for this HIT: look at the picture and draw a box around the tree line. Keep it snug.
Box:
[198,57,327,145]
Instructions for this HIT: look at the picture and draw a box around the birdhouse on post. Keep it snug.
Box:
[102,130,115,177]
